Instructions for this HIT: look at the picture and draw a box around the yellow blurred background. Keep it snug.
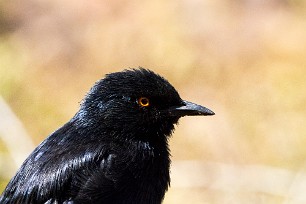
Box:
[1,0,306,203]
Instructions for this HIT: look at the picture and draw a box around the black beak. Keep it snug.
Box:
[168,100,215,117]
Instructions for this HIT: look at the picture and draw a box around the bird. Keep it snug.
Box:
[0,68,214,204]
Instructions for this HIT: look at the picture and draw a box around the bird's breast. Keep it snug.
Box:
[132,142,170,185]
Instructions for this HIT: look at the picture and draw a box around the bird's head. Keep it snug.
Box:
[75,68,214,140]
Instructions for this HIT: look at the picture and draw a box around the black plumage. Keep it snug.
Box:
[0,68,214,204]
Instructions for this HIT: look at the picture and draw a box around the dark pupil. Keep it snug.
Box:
[141,98,148,105]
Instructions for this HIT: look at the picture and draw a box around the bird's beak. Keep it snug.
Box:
[168,100,215,117]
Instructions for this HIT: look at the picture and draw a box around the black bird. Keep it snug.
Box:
[0,68,214,204]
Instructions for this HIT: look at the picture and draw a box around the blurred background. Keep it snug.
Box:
[1,0,306,203]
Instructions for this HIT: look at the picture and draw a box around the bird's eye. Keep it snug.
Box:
[138,97,150,107]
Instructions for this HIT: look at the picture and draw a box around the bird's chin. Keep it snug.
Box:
[157,117,179,135]
[169,116,180,124]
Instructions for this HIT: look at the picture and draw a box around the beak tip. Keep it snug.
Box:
[206,110,215,116]
[200,107,215,116]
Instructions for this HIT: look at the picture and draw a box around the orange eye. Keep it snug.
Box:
[138,97,150,107]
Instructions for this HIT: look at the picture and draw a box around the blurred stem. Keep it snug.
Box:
[0,96,34,167]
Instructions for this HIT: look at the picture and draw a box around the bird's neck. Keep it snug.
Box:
[127,131,171,195]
